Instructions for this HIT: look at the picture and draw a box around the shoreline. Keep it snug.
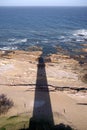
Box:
[0,50,87,130]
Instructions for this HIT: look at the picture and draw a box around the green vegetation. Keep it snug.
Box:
[0,115,73,130]
[0,113,29,130]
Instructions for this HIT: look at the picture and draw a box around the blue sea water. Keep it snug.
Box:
[0,6,87,55]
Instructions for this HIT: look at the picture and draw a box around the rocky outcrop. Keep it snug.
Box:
[0,50,87,86]
[82,48,87,52]
[26,46,42,51]
[81,43,87,47]
[0,50,42,62]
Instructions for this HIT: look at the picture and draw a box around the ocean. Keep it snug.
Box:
[0,6,87,56]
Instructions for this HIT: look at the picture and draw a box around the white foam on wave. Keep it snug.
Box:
[59,36,65,39]
[0,46,18,50]
[8,38,28,44]
[59,35,75,43]
[73,29,87,37]
[76,39,84,42]
[8,38,16,42]
[72,29,87,42]
[20,38,27,43]
[42,40,49,43]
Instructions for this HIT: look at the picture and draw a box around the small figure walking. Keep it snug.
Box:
[64,109,65,113]
[24,103,26,108]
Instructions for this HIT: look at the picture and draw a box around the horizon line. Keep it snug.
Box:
[0,5,87,7]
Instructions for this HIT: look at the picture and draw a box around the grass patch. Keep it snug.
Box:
[7,115,19,120]
[0,113,30,130]
[0,128,6,130]
[0,121,29,130]
[0,117,74,130]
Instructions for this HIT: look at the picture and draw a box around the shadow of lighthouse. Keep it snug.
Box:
[29,55,54,130]
[20,54,73,130]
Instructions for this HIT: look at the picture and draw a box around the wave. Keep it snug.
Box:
[42,39,49,43]
[8,38,16,42]
[0,46,18,50]
[70,29,87,43]
[8,38,28,44]
[59,36,65,39]
[76,39,84,42]
[73,29,87,37]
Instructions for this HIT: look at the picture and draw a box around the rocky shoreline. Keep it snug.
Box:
[0,50,87,90]
[0,50,87,130]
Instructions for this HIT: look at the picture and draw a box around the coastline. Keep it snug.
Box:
[0,50,87,130]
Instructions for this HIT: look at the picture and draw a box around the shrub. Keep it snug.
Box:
[0,94,14,115]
